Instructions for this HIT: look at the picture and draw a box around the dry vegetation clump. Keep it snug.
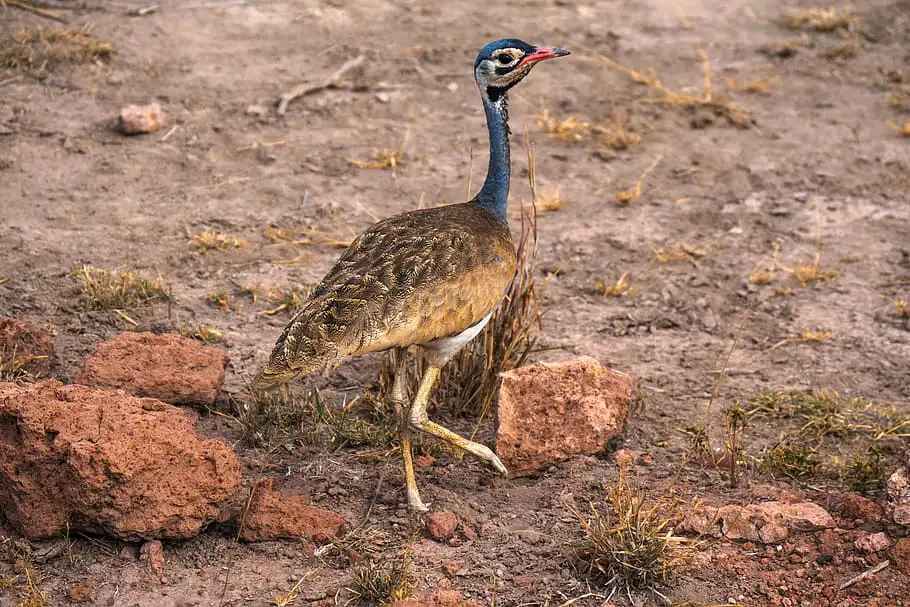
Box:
[351,149,403,170]
[535,109,591,142]
[781,7,857,32]
[653,242,706,264]
[725,76,778,94]
[73,265,170,310]
[600,50,752,128]
[748,269,775,285]
[0,344,41,383]
[759,443,820,479]
[595,272,632,298]
[895,298,910,318]
[840,446,888,494]
[615,155,662,204]
[235,387,396,451]
[180,324,224,344]
[533,185,564,213]
[262,286,310,316]
[350,552,415,604]
[568,473,687,601]
[0,26,113,75]
[594,114,642,150]
[785,253,838,286]
[892,121,910,137]
[190,230,246,253]
[206,290,232,311]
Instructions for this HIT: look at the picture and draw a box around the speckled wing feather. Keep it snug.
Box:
[263,202,516,380]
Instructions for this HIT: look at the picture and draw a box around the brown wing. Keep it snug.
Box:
[272,202,516,374]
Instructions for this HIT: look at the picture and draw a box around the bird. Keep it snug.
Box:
[255,38,569,511]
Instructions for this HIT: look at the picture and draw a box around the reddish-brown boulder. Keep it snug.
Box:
[496,357,633,474]
[893,538,910,576]
[679,501,834,544]
[854,532,890,553]
[830,492,884,523]
[0,380,240,540]
[0,317,55,376]
[76,331,228,405]
[426,511,459,542]
[390,589,482,607]
[237,479,346,543]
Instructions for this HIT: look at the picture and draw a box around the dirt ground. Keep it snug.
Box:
[2,0,910,605]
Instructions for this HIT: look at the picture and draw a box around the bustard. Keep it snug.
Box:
[256,39,569,511]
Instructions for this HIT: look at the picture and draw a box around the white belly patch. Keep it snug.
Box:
[422,311,493,358]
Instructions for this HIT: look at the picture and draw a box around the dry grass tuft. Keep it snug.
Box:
[262,287,310,316]
[595,114,642,150]
[206,290,232,311]
[759,443,820,479]
[0,26,113,74]
[600,50,752,127]
[782,7,856,32]
[786,253,838,286]
[0,344,42,383]
[180,324,224,344]
[743,390,855,442]
[190,230,245,253]
[615,155,662,205]
[569,472,687,600]
[536,109,591,142]
[351,149,403,170]
[595,272,632,298]
[748,269,776,285]
[533,185,564,213]
[798,328,833,343]
[726,76,778,94]
[350,552,415,605]
[895,299,909,318]
[891,121,910,137]
[236,387,396,451]
[73,265,170,310]
[264,226,352,249]
[653,242,706,264]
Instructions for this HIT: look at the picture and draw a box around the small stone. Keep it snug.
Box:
[414,454,435,468]
[67,582,95,603]
[831,492,884,523]
[679,501,834,544]
[375,92,391,103]
[496,357,633,474]
[426,511,459,542]
[389,588,481,607]
[117,102,165,135]
[140,540,165,577]
[886,467,910,526]
[245,104,268,117]
[76,331,229,406]
[854,532,890,553]
[237,479,346,544]
[446,82,458,92]
[462,524,477,541]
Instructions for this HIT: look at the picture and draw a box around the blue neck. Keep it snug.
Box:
[474,93,510,223]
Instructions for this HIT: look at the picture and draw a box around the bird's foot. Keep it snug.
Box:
[408,489,430,513]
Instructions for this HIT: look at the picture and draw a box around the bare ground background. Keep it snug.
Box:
[1,0,910,605]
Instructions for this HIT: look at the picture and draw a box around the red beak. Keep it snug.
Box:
[519,46,571,67]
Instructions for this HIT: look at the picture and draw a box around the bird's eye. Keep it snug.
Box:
[497,54,514,65]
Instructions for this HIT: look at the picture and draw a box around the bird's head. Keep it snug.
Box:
[474,38,570,101]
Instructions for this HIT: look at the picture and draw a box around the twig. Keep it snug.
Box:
[128,4,159,16]
[277,54,366,115]
[839,560,888,590]
[2,0,69,23]
[112,309,138,326]
[159,125,178,142]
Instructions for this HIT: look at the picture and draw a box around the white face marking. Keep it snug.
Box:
[475,47,527,90]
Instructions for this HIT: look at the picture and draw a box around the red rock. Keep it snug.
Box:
[679,502,834,544]
[0,317,54,376]
[854,532,890,553]
[140,540,165,577]
[886,467,910,527]
[0,380,240,540]
[893,538,910,576]
[238,479,346,543]
[67,582,95,603]
[117,102,165,135]
[462,524,477,541]
[390,589,482,607]
[426,511,459,542]
[496,357,633,474]
[415,454,435,468]
[831,492,884,523]
[76,331,228,406]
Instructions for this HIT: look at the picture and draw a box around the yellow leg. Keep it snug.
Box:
[391,352,428,512]
[409,366,508,476]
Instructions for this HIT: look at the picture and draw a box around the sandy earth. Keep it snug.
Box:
[1,0,909,605]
